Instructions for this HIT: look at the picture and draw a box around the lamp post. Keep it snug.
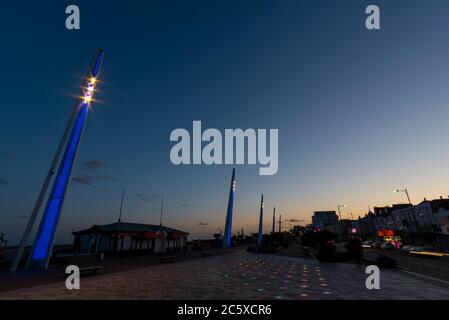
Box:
[257,195,264,249]
[223,169,236,248]
[336,205,346,240]
[337,204,346,221]
[395,188,420,241]
[395,188,412,205]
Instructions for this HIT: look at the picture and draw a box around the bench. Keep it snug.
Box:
[200,251,211,257]
[159,256,174,263]
[79,266,104,275]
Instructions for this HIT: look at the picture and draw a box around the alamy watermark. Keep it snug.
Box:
[65,5,80,30]
[170,121,278,175]
[365,265,380,290]
[65,4,380,31]
[65,265,80,290]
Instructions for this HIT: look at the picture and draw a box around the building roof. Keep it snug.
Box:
[73,222,189,236]
[420,198,449,213]
[375,204,411,216]
[313,211,337,215]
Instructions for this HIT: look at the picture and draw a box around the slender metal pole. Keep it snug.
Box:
[257,195,264,248]
[160,198,163,226]
[404,188,420,236]
[338,205,343,221]
[118,189,125,223]
[404,188,412,204]
[272,207,276,234]
[115,189,125,252]
[223,168,236,248]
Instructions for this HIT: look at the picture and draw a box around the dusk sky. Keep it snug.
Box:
[2,0,449,245]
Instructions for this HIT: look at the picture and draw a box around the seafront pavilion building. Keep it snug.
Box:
[73,222,189,255]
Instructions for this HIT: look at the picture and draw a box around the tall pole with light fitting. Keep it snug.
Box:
[223,168,236,248]
[257,195,264,249]
[11,49,104,272]
[337,204,346,221]
[395,188,420,239]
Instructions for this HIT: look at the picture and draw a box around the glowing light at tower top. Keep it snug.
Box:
[82,49,104,105]
[83,78,97,103]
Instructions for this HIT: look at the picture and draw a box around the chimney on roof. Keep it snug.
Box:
[441,196,443,200]
[424,198,427,201]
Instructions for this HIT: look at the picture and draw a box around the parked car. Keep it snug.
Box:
[402,245,417,252]
[362,241,373,248]
[380,242,395,250]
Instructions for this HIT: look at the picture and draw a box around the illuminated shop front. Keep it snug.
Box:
[377,229,402,247]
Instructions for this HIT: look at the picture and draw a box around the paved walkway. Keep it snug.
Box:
[1,251,448,299]
[0,248,231,292]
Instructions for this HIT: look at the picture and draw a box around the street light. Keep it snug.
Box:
[394,187,420,238]
[337,204,346,220]
[395,188,412,204]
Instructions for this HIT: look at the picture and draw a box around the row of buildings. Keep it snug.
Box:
[310,197,449,249]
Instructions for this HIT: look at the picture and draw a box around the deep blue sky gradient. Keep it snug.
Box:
[2,1,449,244]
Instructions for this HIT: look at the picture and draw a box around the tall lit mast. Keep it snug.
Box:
[257,194,264,249]
[11,49,104,272]
[223,168,236,248]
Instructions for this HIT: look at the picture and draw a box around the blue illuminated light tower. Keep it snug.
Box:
[223,168,236,248]
[257,194,264,249]
[10,50,104,272]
